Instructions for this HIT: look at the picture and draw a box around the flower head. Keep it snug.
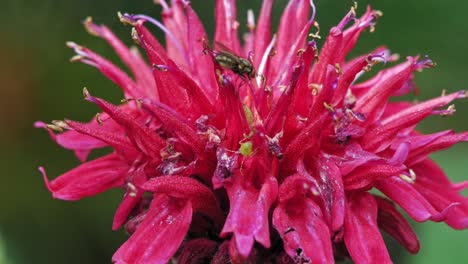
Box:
[37,0,468,263]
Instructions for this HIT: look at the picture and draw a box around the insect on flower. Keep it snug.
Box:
[205,41,256,79]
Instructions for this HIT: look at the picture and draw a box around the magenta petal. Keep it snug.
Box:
[363,91,466,152]
[68,43,140,98]
[142,175,223,225]
[35,120,106,162]
[407,131,468,166]
[66,120,138,160]
[85,94,165,158]
[214,0,241,53]
[317,154,345,232]
[217,76,250,150]
[343,162,405,190]
[273,0,311,81]
[141,100,206,156]
[376,196,420,254]
[344,192,392,264]
[40,154,128,201]
[355,58,415,124]
[112,191,143,231]
[113,164,147,230]
[273,199,333,264]
[414,178,468,229]
[85,21,156,99]
[253,0,273,69]
[375,176,438,222]
[184,4,218,101]
[310,29,342,84]
[112,196,192,264]
[222,175,278,257]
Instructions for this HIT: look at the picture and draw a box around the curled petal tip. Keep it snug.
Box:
[83,16,101,36]
[38,166,54,194]
[430,202,461,222]
[117,12,137,26]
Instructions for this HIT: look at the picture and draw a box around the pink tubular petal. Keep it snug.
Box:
[412,158,457,185]
[112,191,143,231]
[222,175,278,257]
[160,0,189,66]
[134,21,170,64]
[67,43,140,98]
[141,100,205,156]
[40,154,128,201]
[375,196,420,254]
[85,94,165,158]
[112,164,147,230]
[343,163,405,190]
[339,6,381,62]
[375,176,439,222]
[66,120,138,160]
[355,58,415,124]
[344,192,392,264]
[112,196,192,264]
[309,27,343,84]
[265,56,305,135]
[407,131,468,166]
[217,76,250,150]
[215,0,241,54]
[134,22,206,115]
[363,91,466,152]
[142,176,223,225]
[317,154,345,232]
[281,113,324,176]
[35,121,106,162]
[289,41,317,118]
[184,5,218,101]
[414,178,468,229]
[331,47,389,106]
[253,0,273,69]
[85,20,156,99]
[269,2,314,89]
[273,0,311,79]
[273,198,333,264]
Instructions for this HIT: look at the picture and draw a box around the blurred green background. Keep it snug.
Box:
[1,0,467,263]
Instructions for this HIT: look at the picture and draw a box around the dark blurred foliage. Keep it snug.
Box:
[0,0,467,263]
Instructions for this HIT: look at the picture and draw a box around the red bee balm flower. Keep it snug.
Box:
[37,0,468,263]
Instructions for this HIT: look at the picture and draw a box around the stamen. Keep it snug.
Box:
[434,104,456,116]
[95,113,103,125]
[308,83,321,95]
[83,17,100,36]
[296,49,306,56]
[247,9,255,31]
[335,63,342,75]
[82,87,91,99]
[308,21,321,39]
[416,55,437,71]
[126,182,138,197]
[131,27,141,45]
[153,64,169,71]
[323,102,335,113]
[256,34,277,87]
[399,174,414,184]
[45,124,64,132]
[399,169,417,184]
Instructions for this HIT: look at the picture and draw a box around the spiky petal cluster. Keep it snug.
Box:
[37,0,468,263]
